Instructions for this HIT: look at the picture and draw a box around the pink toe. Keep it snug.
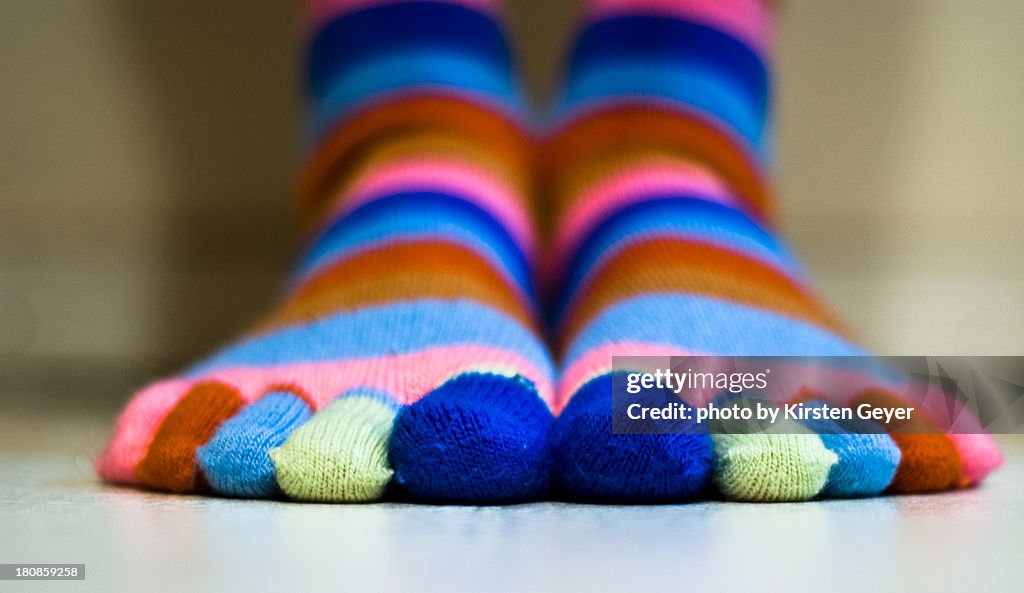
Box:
[950,433,1004,487]
[95,379,192,485]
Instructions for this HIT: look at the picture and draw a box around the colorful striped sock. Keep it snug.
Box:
[96,0,556,503]
[546,0,1002,502]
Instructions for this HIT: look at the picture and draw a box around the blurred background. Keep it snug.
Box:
[2,0,1023,428]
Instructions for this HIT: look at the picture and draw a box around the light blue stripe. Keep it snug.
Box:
[186,300,552,377]
[308,50,522,141]
[565,294,868,366]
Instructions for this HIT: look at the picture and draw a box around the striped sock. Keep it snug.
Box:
[546,0,1002,501]
[96,0,556,503]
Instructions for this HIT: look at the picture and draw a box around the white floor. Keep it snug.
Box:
[0,418,1021,593]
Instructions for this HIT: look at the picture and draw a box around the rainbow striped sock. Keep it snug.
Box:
[96,0,556,503]
[545,0,1002,502]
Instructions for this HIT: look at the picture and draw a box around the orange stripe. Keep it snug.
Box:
[314,128,533,232]
[559,239,848,349]
[135,381,244,493]
[255,241,539,335]
[545,105,772,222]
[851,390,962,493]
[299,94,532,228]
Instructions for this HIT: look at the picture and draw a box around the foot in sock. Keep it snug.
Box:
[545,0,1002,502]
[97,0,556,503]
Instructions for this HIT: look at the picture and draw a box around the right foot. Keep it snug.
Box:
[545,0,1002,502]
[97,0,556,503]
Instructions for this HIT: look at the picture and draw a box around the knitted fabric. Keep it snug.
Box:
[97,0,556,503]
[545,0,1001,502]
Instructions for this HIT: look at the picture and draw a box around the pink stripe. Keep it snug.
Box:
[559,344,906,413]
[96,345,553,485]
[583,0,773,57]
[551,162,738,280]
[315,157,537,258]
[557,342,696,413]
[305,0,503,33]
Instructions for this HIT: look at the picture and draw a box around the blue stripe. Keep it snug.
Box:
[565,294,868,366]
[570,16,769,117]
[296,192,534,298]
[307,1,511,100]
[186,300,553,377]
[308,50,522,142]
[562,60,765,157]
[554,197,803,323]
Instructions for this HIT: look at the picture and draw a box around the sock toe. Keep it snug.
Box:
[389,373,553,503]
[797,401,902,497]
[887,434,962,493]
[197,391,313,498]
[818,433,902,497]
[712,429,837,501]
[135,381,245,493]
[549,374,713,502]
[852,391,963,492]
[270,393,396,502]
[950,433,1003,487]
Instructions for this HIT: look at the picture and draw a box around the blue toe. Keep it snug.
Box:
[197,391,312,497]
[388,373,553,503]
[800,400,902,497]
[549,373,713,502]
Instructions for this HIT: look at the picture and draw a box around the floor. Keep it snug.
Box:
[0,415,1020,593]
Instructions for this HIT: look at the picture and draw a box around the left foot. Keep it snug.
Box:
[96,0,556,503]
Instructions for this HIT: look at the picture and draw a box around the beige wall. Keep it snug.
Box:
[776,1,1024,355]
[2,1,1023,397]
